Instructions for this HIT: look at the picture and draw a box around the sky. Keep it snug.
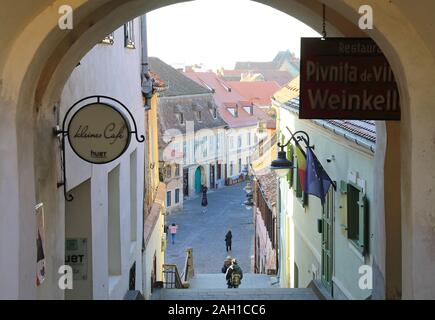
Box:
[147,0,319,71]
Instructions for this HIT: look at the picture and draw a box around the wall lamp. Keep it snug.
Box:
[270,127,313,178]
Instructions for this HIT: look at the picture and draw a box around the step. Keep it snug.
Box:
[152,288,318,300]
[189,273,274,289]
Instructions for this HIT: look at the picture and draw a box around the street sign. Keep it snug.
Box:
[67,102,131,164]
[300,38,400,120]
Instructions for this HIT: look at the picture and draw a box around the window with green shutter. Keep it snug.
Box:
[346,183,369,255]
[287,144,294,188]
[294,156,308,207]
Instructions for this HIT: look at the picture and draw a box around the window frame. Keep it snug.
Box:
[166,191,172,207]
[124,21,135,49]
[175,189,180,204]
[345,181,369,255]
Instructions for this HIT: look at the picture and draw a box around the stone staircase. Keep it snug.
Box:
[151,273,319,300]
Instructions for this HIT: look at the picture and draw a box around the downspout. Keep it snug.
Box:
[141,14,153,110]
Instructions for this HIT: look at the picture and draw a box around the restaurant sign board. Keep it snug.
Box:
[300,38,400,120]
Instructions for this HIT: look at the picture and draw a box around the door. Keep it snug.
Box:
[217,163,222,180]
[183,168,189,197]
[210,165,215,189]
[321,189,334,293]
[195,167,202,193]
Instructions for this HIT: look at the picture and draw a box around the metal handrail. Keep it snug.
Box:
[162,264,183,289]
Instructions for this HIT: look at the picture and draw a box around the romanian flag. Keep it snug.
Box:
[295,143,307,190]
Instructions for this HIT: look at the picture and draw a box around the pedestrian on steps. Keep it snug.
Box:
[201,184,208,214]
[169,223,178,244]
[225,230,232,252]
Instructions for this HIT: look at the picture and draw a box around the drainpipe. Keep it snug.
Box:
[140,14,152,110]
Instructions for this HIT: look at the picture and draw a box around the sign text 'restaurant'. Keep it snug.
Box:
[300,38,400,120]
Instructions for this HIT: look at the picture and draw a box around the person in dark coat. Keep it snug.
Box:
[225,230,232,252]
[201,185,208,213]
[225,259,243,288]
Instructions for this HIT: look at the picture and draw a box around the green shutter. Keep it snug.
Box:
[303,191,309,207]
[296,165,302,198]
[346,184,359,240]
[287,144,294,188]
[340,180,348,194]
[358,194,369,254]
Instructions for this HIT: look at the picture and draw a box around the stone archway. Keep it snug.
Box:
[1,0,435,299]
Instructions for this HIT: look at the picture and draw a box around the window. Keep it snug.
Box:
[287,144,294,188]
[130,151,137,242]
[230,136,234,150]
[243,106,253,115]
[176,112,184,124]
[247,133,251,146]
[124,21,135,49]
[295,153,308,207]
[101,32,114,45]
[228,107,238,117]
[196,111,202,121]
[183,141,187,163]
[230,162,234,176]
[166,191,172,207]
[238,135,242,149]
[202,137,208,158]
[175,164,180,177]
[238,158,242,173]
[212,108,217,118]
[165,165,172,179]
[345,183,369,254]
[175,189,180,204]
[108,166,121,276]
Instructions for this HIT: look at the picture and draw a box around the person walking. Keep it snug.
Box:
[169,223,178,244]
[221,255,232,273]
[225,258,243,288]
[201,184,208,214]
[225,230,232,252]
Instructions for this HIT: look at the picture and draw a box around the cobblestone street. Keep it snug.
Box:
[165,182,254,274]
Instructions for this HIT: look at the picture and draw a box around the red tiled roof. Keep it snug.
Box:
[226,81,280,107]
[184,71,272,129]
[255,168,277,207]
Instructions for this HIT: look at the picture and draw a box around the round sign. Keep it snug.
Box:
[67,103,131,164]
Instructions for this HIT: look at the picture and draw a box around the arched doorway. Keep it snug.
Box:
[194,166,206,194]
[1,0,435,300]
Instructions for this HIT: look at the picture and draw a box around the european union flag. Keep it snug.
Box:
[304,147,334,204]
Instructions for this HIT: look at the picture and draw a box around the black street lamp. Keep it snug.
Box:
[270,128,313,177]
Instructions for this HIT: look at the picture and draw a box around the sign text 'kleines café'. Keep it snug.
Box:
[300,38,400,120]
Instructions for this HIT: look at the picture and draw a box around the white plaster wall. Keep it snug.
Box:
[59,19,145,299]
[280,108,375,299]
[143,213,165,300]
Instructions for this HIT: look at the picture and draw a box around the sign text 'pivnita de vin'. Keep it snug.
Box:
[300,38,401,120]
[67,103,131,164]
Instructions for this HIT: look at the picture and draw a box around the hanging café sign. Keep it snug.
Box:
[56,96,144,201]
[299,38,401,120]
[68,103,131,164]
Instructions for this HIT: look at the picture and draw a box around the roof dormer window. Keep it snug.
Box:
[243,105,253,115]
[228,107,238,118]
[196,111,202,122]
[176,112,184,124]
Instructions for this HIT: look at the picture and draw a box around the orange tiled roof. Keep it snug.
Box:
[184,71,272,129]
[226,81,281,107]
